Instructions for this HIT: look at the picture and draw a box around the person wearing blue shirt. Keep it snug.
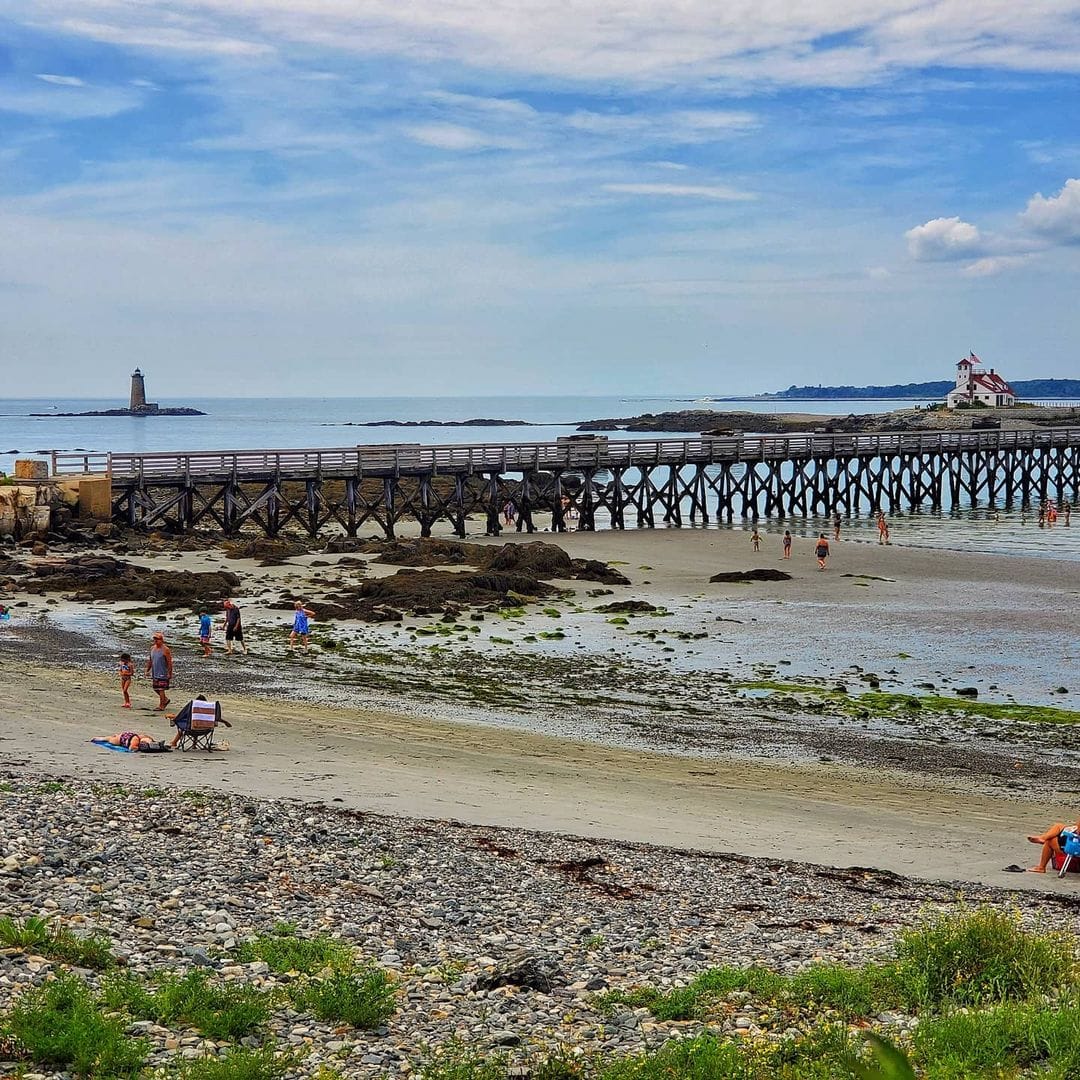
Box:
[198,611,213,658]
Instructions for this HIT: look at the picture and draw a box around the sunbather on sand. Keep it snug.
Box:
[1026,819,1080,872]
[92,732,158,752]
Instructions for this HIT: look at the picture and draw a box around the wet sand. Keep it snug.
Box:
[2,525,1078,892]
[0,656,1074,891]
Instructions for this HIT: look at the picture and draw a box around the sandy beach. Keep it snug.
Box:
[2,522,1079,892]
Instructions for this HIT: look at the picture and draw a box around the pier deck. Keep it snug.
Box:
[50,427,1080,537]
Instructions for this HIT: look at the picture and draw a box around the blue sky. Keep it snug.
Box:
[2,2,1080,397]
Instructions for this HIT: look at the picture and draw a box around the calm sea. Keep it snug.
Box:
[3,395,1078,561]
[0,395,923,469]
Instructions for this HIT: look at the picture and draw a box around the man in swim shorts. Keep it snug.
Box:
[222,600,247,656]
[146,632,173,710]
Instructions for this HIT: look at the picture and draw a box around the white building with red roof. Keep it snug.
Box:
[945,353,1016,408]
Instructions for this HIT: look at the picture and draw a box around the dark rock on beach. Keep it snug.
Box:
[322,568,557,620]
[710,569,793,583]
[28,555,240,610]
[361,538,631,586]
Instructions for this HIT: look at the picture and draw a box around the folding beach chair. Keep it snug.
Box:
[1056,832,1080,878]
[175,699,221,752]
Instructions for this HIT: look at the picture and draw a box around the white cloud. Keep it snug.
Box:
[24,0,1080,87]
[402,123,528,151]
[1020,178,1080,243]
[34,73,85,86]
[866,265,891,279]
[961,254,1031,276]
[566,109,756,141]
[56,17,271,57]
[904,216,984,261]
[603,182,756,201]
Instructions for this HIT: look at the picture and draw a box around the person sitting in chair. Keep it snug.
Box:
[169,695,231,748]
[1026,818,1080,873]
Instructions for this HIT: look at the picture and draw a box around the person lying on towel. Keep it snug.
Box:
[169,696,232,749]
[91,732,169,752]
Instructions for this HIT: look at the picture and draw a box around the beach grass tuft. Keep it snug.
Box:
[102,969,272,1040]
[236,922,356,975]
[597,908,1078,1023]
[0,915,114,970]
[171,1045,299,1080]
[2,971,147,1077]
[290,968,397,1029]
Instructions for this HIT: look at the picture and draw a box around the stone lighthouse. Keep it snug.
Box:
[129,368,147,411]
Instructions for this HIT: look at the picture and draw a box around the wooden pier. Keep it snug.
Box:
[50,427,1080,538]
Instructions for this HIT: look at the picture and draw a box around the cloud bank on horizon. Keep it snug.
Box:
[2,1,1079,396]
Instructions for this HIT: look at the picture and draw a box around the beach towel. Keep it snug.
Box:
[91,740,133,753]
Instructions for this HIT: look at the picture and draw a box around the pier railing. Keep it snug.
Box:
[49,426,1080,481]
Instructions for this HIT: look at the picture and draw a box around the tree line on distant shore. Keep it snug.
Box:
[768,378,1080,399]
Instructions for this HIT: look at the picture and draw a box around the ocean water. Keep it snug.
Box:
[0,394,926,472]
[3,395,1078,561]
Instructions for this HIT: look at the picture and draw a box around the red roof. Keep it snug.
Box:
[972,371,1014,395]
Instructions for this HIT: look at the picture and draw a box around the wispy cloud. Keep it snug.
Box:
[603,182,756,201]
[403,123,529,151]
[34,73,85,86]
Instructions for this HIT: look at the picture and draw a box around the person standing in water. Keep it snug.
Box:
[877,512,890,544]
[197,611,213,658]
[832,510,842,541]
[289,601,316,651]
[222,599,247,656]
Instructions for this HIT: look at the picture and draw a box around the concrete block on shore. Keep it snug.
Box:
[14,459,48,480]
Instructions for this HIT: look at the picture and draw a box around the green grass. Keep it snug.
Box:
[290,968,397,1029]
[0,915,114,970]
[235,922,355,974]
[101,969,272,1040]
[856,691,1080,726]
[893,906,1077,1009]
[1,972,147,1078]
[171,1046,298,1080]
[598,908,1079,1022]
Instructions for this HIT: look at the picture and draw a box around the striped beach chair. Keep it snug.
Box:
[175,698,221,752]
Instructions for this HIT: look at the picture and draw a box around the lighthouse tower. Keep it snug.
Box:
[129,368,147,412]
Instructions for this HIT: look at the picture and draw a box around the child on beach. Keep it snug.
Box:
[197,611,213,658]
[782,530,792,559]
[118,652,135,709]
[289,601,316,651]
[877,512,890,544]
[750,528,761,552]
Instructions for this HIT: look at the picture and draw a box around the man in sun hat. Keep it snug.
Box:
[145,631,174,711]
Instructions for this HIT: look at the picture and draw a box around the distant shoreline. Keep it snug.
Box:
[30,407,206,418]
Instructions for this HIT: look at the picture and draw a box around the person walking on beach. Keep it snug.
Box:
[750,527,761,552]
[146,632,173,711]
[876,512,890,544]
[1066,504,1072,526]
[815,533,830,571]
[289,601,316,651]
[832,510,842,541]
[118,652,134,709]
[197,611,213,658]
[222,599,247,656]
[782,530,792,559]
[503,501,515,526]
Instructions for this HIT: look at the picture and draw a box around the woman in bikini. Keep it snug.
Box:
[92,731,155,752]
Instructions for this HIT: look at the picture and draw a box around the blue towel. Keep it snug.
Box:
[91,740,131,753]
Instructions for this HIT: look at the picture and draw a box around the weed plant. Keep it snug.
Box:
[0,915,114,970]
[1,971,147,1077]
[599,907,1078,1022]
[102,969,271,1039]
[171,1045,297,1079]
[291,968,397,1029]
[236,922,355,974]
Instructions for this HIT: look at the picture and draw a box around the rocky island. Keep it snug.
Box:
[32,367,205,417]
